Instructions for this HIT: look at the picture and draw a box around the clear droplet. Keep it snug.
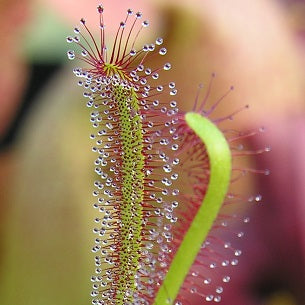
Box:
[169,82,175,89]
[163,63,171,70]
[204,278,211,285]
[214,296,222,302]
[130,49,136,56]
[234,250,242,256]
[156,37,163,45]
[223,276,231,283]
[255,194,262,202]
[216,286,223,294]
[152,72,159,80]
[206,295,213,302]
[142,20,149,27]
[159,48,167,55]
[243,217,250,223]
[67,50,75,60]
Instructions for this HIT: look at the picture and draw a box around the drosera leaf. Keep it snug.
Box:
[68,5,183,304]
[153,112,232,305]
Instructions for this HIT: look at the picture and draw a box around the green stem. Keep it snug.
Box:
[153,112,232,304]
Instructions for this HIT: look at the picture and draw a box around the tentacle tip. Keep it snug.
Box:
[97,5,104,13]
[264,169,271,176]
[142,20,150,27]
[255,194,263,202]
[136,11,143,18]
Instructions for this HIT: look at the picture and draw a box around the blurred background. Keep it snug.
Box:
[0,0,304,304]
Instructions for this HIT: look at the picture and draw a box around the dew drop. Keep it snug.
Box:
[67,50,75,60]
[214,296,222,302]
[163,63,171,71]
[204,278,211,285]
[172,158,180,165]
[224,242,231,249]
[171,144,179,151]
[171,201,178,208]
[152,73,159,80]
[223,276,231,283]
[170,101,177,108]
[130,49,136,56]
[206,295,213,302]
[161,106,167,113]
[142,20,149,27]
[163,164,172,173]
[235,250,242,256]
[156,37,163,45]
[216,286,223,294]
[169,82,175,89]
[159,48,167,55]
[221,260,229,267]
[106,123,113,129]
[171,173,178,180]
[172,189,179,196]
[237,231,244,238]
[92,191,99,197]
[148,43,156,52]
[243,217,250,223]
[190,287,197,294]
[264,169,271,175]
[255,194,262,202]
[145,68,152,75]
[137,64,144,72]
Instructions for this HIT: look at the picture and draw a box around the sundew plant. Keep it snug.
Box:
[67,4,268,305]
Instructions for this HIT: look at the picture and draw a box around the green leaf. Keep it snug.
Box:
[153,112,232,304]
